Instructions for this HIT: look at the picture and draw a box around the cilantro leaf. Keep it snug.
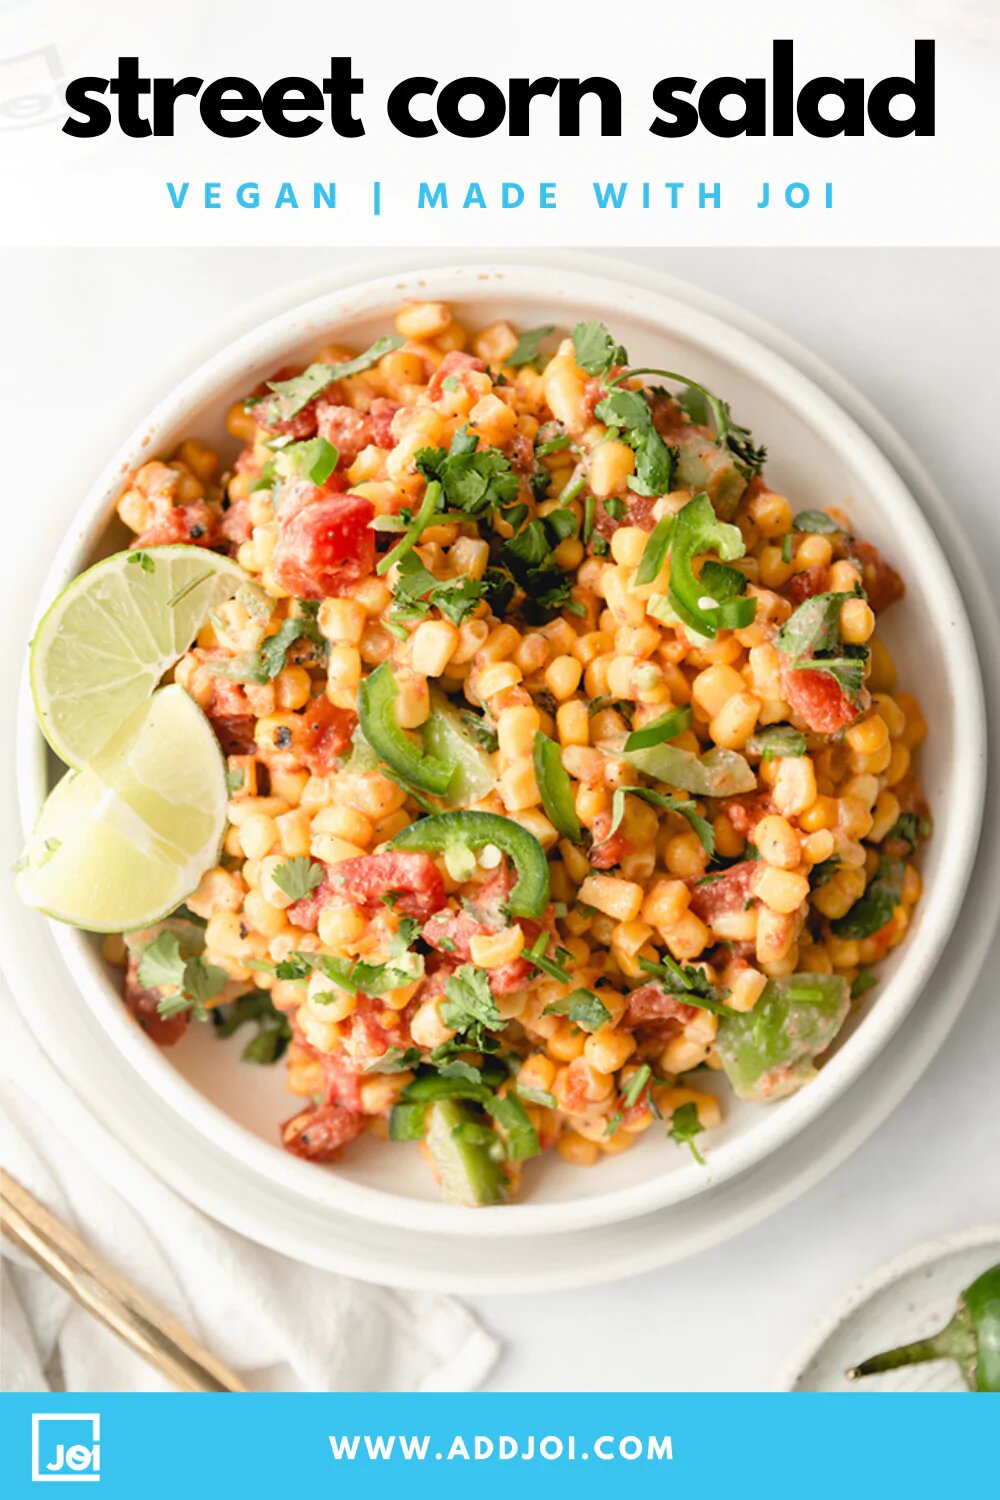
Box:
[593,387,677,498]
[667,1100,706,1164]
[622,1064,651,1109]
[636,955,730,1014]
[364,1046,423,1074]
[305,949,425,998]
[542,988,612,1033]
[137,931,228,1019]
[272,857,325,902]
[572,320,629,376]
[252,337,404,425]
[776,591,858,659]
[831,858,906,939]
[507,324,556,368]
[415,428,519,517]
[439,965,506,1045]
[391,551,485,627]
[792,509,843,535]
[212,990,292,1064]
[673,380,766,477]
[127,550,155,573]
[210,609,326,685]
[884,810,932,855]
[608,785,714,856]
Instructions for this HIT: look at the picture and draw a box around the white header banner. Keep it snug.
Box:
[1,0,997,246]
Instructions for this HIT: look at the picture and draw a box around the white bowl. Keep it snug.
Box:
[16,259,987,1240]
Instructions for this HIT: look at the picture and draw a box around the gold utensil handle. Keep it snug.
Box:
[0,1167,246,1392]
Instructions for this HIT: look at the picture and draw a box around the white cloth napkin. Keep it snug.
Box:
[0,989,499,1394]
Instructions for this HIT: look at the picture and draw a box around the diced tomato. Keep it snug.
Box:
[781,662,861,735]
[721,791,775,838]
[123,958,189,1046]
[427,350,485,400]
[688,861,759,923]
[289,852,447,931]
[281,1101,364,1160]
[315,403,373,467]
[623,981,701,1029]
[188,650,256,753]
[422,865,536,996]
[423,908,482,960]
[293,696,356,775]
[339,853,446,919]
[272,489,375,599]
[219,496,254,548]
[316,1047,363,1112]
[588,809,634,870]
[340,1007,407,1073]
[135,499,218,549]
[592,492,657,542]
[369,397,401,448]
[852,540,905,612]
[783,565,829,605]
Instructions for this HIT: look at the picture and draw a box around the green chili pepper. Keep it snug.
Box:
[623,703,692,752]
[848,1264,1000,1392]
[389,809,550,918]
[357,662,452,796]
[715,974,850,1101]
[667,493,757,640]
[532,731,581,842]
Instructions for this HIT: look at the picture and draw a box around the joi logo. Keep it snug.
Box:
[31,1414,101,1483]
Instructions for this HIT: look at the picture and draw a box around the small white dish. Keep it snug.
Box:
[780,1224,1000,1391]
[13,255,989,1241]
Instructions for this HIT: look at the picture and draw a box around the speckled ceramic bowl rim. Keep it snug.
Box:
[777,1222,1000,1390]
[15,256,987,1239]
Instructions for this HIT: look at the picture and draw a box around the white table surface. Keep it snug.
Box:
[2,247,997,1391]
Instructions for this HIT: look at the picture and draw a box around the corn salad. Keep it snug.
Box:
[109,303,929,1205]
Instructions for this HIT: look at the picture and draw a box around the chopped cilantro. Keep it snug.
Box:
[542,988,612,1033]
[622,1064,651,1109]
[126,550,155,573]
[439,965,506,1046]
[608,784,714,856]
[507,324,556,369]
[415,427,519,517]
[572,320,629,376]
[593,386,678,498]
[212,990,291,1064]
[793,509,843,535]
[667,1100,706,1164]
[137,931,228,1019]
[271,857,325,902]
[831,858,906,939]
[251,337,404,425]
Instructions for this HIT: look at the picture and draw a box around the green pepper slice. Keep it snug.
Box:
[715,973,849,1101]
[532,731,581,842]
[668,493,757,640]
[357,661,453,797]
[389,809,550,918]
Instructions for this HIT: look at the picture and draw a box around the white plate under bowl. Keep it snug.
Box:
[780,1224,1000,1391]
[11,256,989,1244]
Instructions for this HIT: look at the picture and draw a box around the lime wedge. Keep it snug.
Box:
[16,685,227,931]
[31,545,247,768]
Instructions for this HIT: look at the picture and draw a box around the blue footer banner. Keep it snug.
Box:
[0,1392,993,1496]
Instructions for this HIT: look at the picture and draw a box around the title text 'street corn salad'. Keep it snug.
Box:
[105,303,929,1205]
